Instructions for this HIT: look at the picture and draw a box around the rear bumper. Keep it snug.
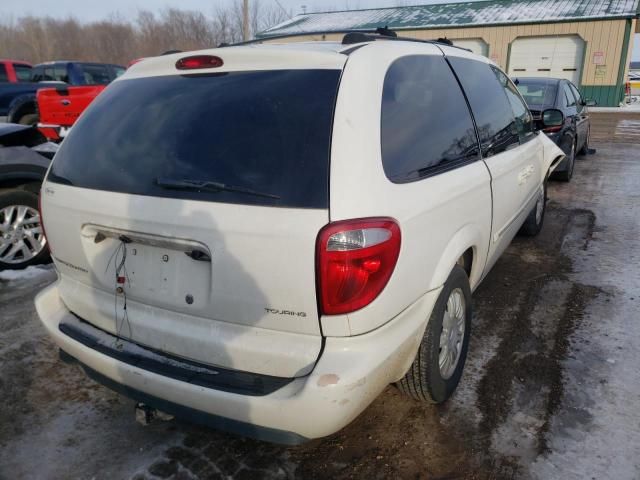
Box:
[36,281,441,441]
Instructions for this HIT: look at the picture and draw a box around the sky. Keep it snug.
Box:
[1,0,638,60]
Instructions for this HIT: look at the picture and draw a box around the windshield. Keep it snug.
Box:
[48,69,341,208]
[515,80,558,108]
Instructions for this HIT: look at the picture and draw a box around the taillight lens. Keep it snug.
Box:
[175,55,223,70]
[317,218,401,315]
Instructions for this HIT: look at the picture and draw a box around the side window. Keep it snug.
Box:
[492,67,534,143]
[31,66,44,82]
[80,64,111,85]
[0,65,7,82]
[448,57,520,157]
[380,55,480,183]
[568,83,584,112]
[43,67,54,81]
[54,65,69,83]
[562,83,576,108]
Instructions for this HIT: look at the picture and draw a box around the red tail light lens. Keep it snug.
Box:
[175,55,223,70]
[317,218,401,315]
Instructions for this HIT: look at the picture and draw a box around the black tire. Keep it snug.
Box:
[519,183,546,237]
[18,113,39,126]
[554,140,576,182]
[578,128,590,156]
[0,189,50,271]
[397,265,472,403]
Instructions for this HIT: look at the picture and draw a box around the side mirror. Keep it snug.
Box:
[541,108,564,128]
[584,99,597,107]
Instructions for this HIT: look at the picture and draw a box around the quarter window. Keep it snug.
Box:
[448,57,519,157]
[380,55,480,183]
[0,65,7,82]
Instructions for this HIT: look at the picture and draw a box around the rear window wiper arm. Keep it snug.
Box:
[156,177,281,200]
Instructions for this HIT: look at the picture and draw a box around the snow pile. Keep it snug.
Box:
[0,265,53,282]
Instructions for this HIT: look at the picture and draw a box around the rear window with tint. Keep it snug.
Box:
[515,80,558,108]
[48,70,341,208]
[0,65,7,82]
[78,64,112,84]
[14,64,32,82]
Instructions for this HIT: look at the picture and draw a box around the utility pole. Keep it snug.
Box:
[243,0,250,41]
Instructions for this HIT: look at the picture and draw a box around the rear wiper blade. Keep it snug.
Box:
[156,177,281,200]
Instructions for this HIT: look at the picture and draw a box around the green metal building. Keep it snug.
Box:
[259,0,640,106]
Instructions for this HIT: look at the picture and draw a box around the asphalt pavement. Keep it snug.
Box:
[1,111,639,480]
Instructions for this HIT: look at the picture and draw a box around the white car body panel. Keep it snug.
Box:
[327,43,493,336]
[41,184,326,377]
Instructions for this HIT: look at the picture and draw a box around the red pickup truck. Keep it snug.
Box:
[37,85,106,141]
[34,62,124,140]
[0,60,32,83]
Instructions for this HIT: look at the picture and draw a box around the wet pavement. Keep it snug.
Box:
[1,112,639,480]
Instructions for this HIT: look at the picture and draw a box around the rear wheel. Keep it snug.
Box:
[519,183,546,237]
[0,189,49,271]
[397,265,472,403]
[18,113,39,126]
[554,139,576,182]
[578,128,590,156]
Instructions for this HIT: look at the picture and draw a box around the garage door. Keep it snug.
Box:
[452,38,489,57]
[508,35,584,84]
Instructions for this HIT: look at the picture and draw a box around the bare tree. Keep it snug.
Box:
[0,3,291,65]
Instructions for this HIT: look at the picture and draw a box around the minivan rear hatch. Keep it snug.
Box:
[42,58,343,378]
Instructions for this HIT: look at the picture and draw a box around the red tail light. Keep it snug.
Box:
[543,126,562,133]
[317,218,401,315]
[175,55,223,70]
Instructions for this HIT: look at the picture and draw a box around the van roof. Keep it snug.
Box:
[121,39,487,81]
[122,42,352,80]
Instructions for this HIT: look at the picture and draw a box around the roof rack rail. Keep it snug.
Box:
[219,28,471,53]
[342,29,465,50]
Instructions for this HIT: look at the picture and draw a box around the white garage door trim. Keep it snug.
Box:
[508,35,585,84]
[451,38,489,57]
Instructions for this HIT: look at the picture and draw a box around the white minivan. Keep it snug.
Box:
[35,33,564,443]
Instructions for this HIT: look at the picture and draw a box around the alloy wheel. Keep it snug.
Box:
[0,205,47,265]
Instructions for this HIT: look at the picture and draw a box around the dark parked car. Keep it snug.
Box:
[514,77,594,181]
[0,123,57,270]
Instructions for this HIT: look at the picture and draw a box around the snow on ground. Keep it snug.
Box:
[0,264,55,282]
